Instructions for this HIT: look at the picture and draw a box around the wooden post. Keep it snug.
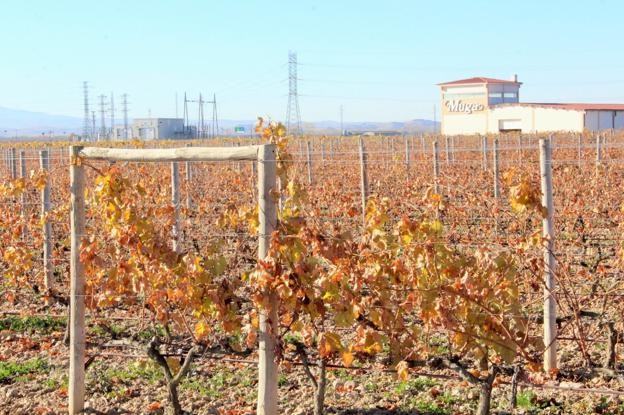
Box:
[595,133,602,166]
[251,160,257,197]
[359,137,369,226]
[320,141,325,166]
[40,150,53,304]
[19,150,26,218]
[404,135,410,169]
[236,142,242,173]
[329,139,334,160]
[518,134,522,164]
[421,134,426,160]
[493,138,500,199]
[433,141,440,194]
[171,162,180,253]
[481,136,488,171]
[577,134,582,168]
[185,144,193,211]
[10,148,17,179]
[306,140,313,185]
[257,144,278,415]
[69,146,86,414]
[450,135,455,164]
[445,135,450,165]
[540,138,557,372]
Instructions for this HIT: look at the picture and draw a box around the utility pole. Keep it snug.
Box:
[82,82,90,141]
[98,94,107,140]
[122,94,129,140]
[175,92,178,118]
[109,92,115,140]
[285,50,302,136]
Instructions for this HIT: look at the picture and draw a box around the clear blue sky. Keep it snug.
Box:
[1,0,623,122]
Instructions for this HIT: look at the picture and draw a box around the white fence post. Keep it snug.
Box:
[69,145,86,414]
[40,150,53,305]
[359,137,369,226]
[540,138,557,372]
[257,144,278,415]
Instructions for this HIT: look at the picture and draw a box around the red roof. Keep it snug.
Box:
[492,103,624,111]
[438,77,520,86]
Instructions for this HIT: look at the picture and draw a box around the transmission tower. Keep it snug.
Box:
[285,51,302,136]
[82,82,90,141]
[122,94,129,139]
[203,94,218,139]
[197,93,205,138]
[91,111,96,139]
[109,92,115,140]
[183,92,191,137]
[212,94,219,139]
[98,95,107,140]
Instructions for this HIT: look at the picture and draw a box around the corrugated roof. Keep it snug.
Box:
[438,77,520,86]
[492,103,624,111]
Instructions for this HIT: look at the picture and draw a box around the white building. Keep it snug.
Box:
[128,118,185,140]
[439,76,624,135]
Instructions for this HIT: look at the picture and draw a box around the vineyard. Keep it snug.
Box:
[1,123,624,415]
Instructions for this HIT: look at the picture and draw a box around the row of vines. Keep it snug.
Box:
[1,124,623,414]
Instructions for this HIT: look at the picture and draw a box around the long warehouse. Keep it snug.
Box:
[438,76,624,135]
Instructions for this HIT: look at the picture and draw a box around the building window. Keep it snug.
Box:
[489,92,502,98]
[443,93,485,100]
[504,92,517,98]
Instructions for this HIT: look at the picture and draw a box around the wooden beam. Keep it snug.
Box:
[79,145,260,162]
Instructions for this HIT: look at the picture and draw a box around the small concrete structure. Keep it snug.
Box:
[110,118,187,140]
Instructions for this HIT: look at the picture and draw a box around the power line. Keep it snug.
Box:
[299,93,435,104]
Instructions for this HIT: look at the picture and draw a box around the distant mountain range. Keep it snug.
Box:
[0,106,439,138]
